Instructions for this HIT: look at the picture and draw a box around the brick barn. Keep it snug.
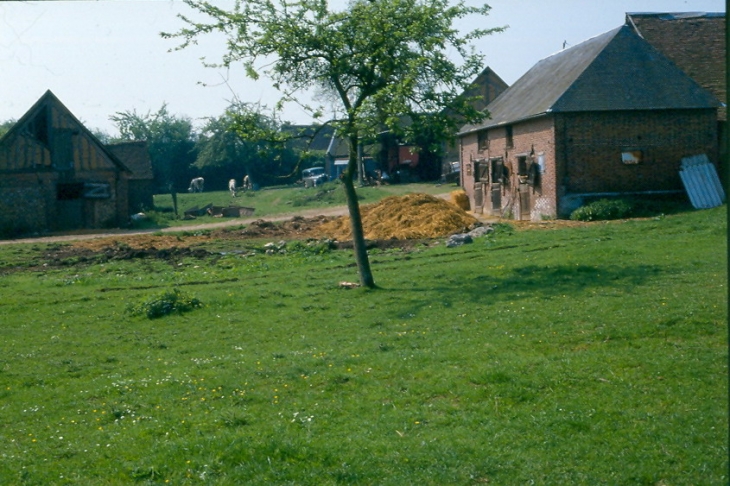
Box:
[0,90,132,236]
[626,12,726,178]
[458,23,721,220]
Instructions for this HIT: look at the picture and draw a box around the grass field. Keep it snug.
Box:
[147,182,455,228]
[0,204,726,484]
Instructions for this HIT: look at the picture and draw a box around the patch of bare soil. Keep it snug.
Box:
[509,220,593,230]
[32,194,596,269]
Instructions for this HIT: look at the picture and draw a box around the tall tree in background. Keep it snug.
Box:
[194,109,252,186]
[165,0,503,288]
[111,104,198,194]
[194,103,300,188]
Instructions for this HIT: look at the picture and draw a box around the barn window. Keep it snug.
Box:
[474,159,489,182]
[490,157,505,183]
[478,130,489,151]
[536,153,545,173]
[57,182,110,200]
[57,183,84,200]
[28,106,50,147]
[505,125,514,148]
[516,155,528,177]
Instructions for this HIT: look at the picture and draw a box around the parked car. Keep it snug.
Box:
[302,167,328,187]
[441,161,461,184]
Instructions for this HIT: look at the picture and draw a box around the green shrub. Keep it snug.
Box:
[286,239,335,255]
[127,288,203,319]
[570,198,633,221]
[490,222,515,235]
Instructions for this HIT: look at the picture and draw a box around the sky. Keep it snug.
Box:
[0,0,726,136]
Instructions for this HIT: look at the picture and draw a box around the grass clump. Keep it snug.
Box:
[127,288,203,319]
[570,198,633,221]
[289,183,347,207]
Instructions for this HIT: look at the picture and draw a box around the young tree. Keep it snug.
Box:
[165,0,503,288]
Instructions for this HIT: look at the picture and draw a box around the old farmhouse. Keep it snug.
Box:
[0,90,134,236]
[458,22,721,220]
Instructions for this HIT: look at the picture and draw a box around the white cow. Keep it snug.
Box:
[229,178,237,197]
[242,175,252,191]
[188,177,204,193]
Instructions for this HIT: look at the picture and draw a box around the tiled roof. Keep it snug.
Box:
[627,12,726,120]
[106,141,154,180]
[460,25,721,134]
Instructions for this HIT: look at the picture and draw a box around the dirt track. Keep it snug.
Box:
[0,193,584,249]
[0,205,355,246]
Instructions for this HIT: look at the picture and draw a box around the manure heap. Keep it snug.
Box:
[318,193,479,240]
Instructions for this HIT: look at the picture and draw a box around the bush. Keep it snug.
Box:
[127,288,203,319]
[570,199,634,221]
[490,222,515,236]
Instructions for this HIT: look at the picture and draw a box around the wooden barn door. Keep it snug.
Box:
[473,184,484,213]
[490,184,501,216]
[472,160,490,214]
[55,183,86,231]
[519,183,531,220]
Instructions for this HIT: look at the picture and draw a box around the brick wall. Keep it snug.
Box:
[0,173,53,236]
[461,108,718,219]
[460,116,557,220]
[557,109,718,200]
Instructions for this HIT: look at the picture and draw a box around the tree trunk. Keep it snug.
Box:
[343,135,375,288]
[169,183,179,218]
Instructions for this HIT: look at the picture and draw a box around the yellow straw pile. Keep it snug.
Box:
[318,193,478,240]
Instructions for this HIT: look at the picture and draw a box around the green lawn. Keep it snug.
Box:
[0,205,726,484]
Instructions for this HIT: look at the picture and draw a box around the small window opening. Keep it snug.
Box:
[517,155,528,177]
[478,130,489,151]
[474,159,489,182]
[29,107,49,147]
[57,183,84,200]
[505,125,514,148]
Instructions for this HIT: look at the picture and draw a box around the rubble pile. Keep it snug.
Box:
[317,193,480,240]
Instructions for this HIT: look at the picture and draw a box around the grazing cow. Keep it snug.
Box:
[188,177,204,193]
[229,178,237,197]
[242,175,252,191]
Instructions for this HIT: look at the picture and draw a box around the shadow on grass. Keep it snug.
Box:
[381,263,662,311]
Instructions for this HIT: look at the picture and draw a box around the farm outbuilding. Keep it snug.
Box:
[0,90,132,236]
[106,140,155,213]
[458,22,721,220]
[441,66,509,173]
[626,12,727,175]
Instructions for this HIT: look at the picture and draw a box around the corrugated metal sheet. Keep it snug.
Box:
[680,154,726,208]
